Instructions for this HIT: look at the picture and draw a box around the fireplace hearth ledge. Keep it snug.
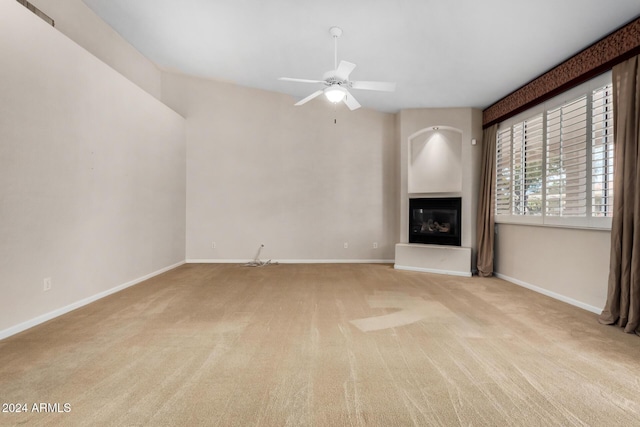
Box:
[394,243,471,277]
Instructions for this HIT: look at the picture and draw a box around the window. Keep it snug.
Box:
[495,73,613,229]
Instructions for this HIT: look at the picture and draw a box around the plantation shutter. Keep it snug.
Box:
[495,128,512,215]
[493,74,613,227]
[523,115,544,215]
[512,123,524,214]
[591,84,615,217]
[545,96,588,216]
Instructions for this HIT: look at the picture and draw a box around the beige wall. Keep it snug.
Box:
[29,0,162,99]
[494,224,610,311]
[0,2,186,336]
[161,72,398,261]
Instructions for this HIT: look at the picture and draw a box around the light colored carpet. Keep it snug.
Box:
[1,263,640,426]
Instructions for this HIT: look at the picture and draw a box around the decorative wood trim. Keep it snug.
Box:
[483,17,640,128]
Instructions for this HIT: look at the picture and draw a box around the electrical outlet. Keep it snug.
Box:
[43,277,52,291]
[343,242,348,249]
[212,241,216,249]
[373,242,378,249]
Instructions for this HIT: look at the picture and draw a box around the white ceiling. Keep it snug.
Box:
[82,0,640,113]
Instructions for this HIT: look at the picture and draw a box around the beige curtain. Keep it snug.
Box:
[599,55,640,335]
[476,124,497,277]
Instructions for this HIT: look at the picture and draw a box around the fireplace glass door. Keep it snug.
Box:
[409,198,461,246]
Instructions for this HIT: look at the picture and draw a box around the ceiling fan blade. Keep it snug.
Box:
[294,89,324,106]
[351,81,396,92]
[279,77,324,84]
[335,60,356,80]
[343,90,361,111]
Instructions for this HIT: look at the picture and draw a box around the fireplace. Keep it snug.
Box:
[409,197,461,246]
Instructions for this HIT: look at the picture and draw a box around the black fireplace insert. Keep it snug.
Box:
[409,197,461,246]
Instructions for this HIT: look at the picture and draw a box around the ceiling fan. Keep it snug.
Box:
[279,27,396,111]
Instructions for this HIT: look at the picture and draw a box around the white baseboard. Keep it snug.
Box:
[394,264,472,277]
[186,259,255,264]
[186,259,395,264]
[495,272,603,314]
[0,260,185,341]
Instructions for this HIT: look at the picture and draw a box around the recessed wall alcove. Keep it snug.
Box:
[408,126,462,194]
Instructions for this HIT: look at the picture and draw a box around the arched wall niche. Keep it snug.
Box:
[408,125,463,194]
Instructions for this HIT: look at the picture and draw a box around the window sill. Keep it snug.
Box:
[495,215,611,231]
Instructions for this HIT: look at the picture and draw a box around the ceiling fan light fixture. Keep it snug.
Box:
[325,85,346,103]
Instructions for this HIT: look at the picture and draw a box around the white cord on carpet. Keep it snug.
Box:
[244,244,278,267]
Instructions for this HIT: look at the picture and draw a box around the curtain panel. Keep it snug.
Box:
[476,124,497,277]
[599,55,640,334]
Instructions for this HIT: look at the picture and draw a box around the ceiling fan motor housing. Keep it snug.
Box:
[322,72,346,85]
